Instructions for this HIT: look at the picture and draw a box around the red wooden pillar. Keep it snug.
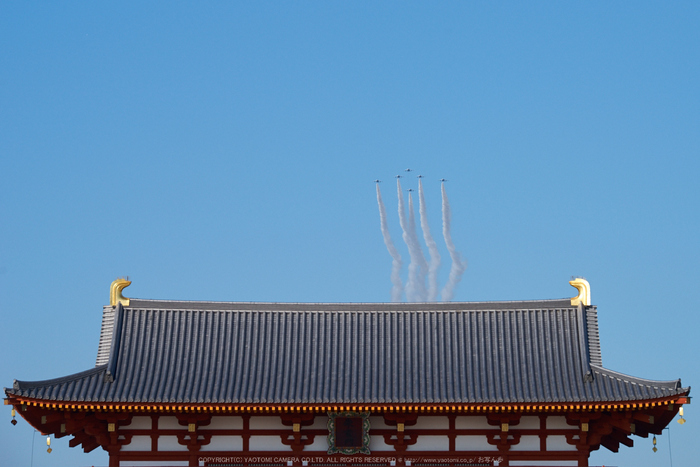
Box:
[108,448,120,467]
[576,444,590,467]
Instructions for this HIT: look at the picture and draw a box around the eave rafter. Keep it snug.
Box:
[6,392,688,456]
[4,398,133,454]
[564,398,687,454]
[6,393,689,416]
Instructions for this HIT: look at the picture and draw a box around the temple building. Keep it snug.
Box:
[5,278,690,467]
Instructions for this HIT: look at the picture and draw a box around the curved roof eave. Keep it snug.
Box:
[591,364,689,393]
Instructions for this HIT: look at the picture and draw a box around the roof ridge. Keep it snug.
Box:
[125,298,573,305]
[123,298,575,312]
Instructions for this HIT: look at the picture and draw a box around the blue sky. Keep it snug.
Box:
[1,2,698,466]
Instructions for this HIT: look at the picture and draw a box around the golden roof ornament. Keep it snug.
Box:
[110,278,131,307]
[569,277,591,306]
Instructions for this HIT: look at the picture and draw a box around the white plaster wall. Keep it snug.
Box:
[512,435,539,451]
[510,461,577,466]
[455,416,493,429]
[121,435,151,451]
[546,416,570,429]
[306,435,330,451]
[406,435,449,451]
[122,416,152,430]
[455,435,498,451]
[158,435,188,451]
[200,435,243,451]
[308,417,329,430]
[208,416,243,429]
[515,416,540,429]
[369,416,390,429]
[370,435,391,450]
[412,416,449,429]
[546,435,576,451]
[250,416,286,429]
[249,435,292,451]
[159,416,182,430]
[120,462,188,466]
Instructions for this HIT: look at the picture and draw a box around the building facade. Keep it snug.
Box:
[5,279,690,467]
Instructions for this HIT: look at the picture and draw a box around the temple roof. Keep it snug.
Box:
[6,298,688,405]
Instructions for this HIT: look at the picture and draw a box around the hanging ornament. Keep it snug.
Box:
[652,435,658,453]
[10,408,17,426]
[678,406,686,425]
[47,436,52,454]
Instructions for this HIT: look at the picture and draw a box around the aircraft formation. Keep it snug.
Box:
[376,169,448,184]
[374,169,465,302]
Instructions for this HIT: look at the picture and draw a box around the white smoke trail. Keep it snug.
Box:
[376,184,404,302]
[418,179,441,301]
[397,179,420,301]
[408,191,429,301]
[440,182,466,301]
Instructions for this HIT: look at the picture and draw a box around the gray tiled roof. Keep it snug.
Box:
[7,299,687,404]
